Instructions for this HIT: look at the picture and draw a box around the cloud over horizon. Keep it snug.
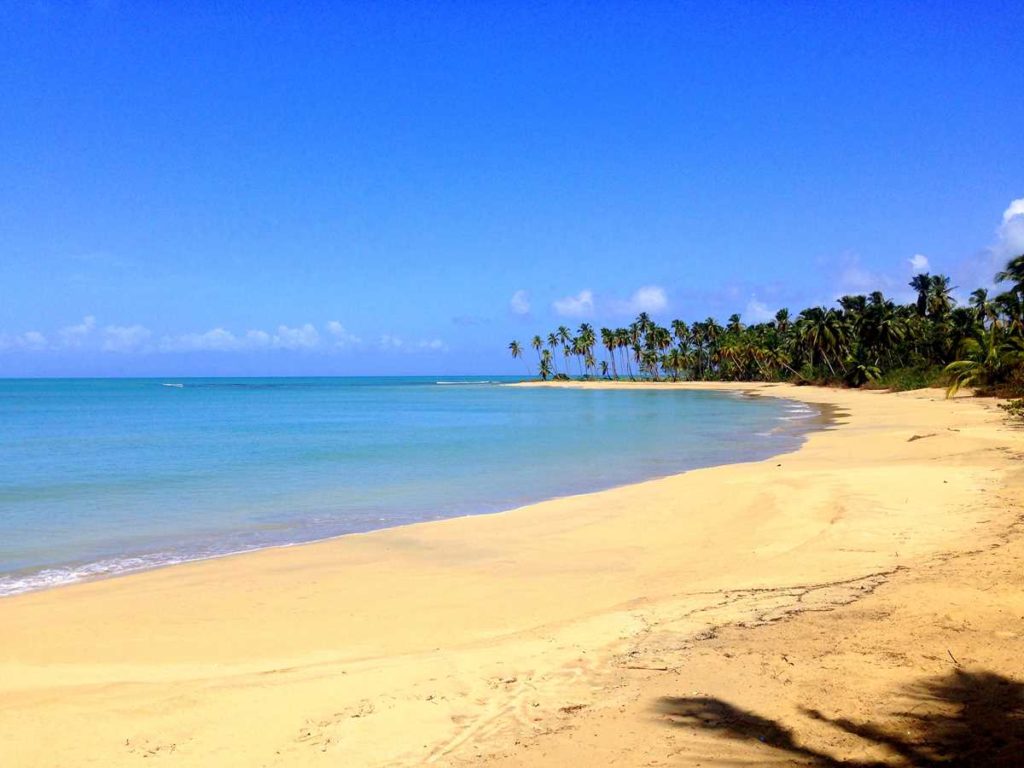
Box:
[1,319,445,358]
[101,325,152,353]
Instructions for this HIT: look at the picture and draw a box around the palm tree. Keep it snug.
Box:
[531,335,544,366]
[514,254,1024,392]
[995,253,1024,293]
[546,333,560,376]
[617,328,634,379]
[910,273,932,317]
[600,327,618,379]
[945,330,1023,396]
[557,325,572,377]
[508,340,529,376]
[797,307,848,377]
[773,308,790,335]
[538,349,553,381]
[928,274,956,318]
[577,323,596,377]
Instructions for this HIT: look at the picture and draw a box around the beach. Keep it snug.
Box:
[1,382,1021,766]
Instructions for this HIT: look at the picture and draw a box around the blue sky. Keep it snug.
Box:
[1,2,1022,376]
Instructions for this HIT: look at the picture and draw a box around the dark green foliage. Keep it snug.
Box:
[508,256,1024,394]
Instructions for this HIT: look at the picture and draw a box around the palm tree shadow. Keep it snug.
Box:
[656,669,1024,766]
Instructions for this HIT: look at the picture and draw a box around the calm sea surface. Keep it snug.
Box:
[0,377,819,595]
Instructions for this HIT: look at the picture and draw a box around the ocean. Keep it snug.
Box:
[0,377,818,596]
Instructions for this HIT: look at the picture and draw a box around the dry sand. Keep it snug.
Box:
[1,382,1021,766]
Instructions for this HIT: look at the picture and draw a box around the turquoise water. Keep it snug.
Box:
[0,377,818,596]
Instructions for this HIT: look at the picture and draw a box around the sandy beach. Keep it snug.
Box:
[1,382,1021,766]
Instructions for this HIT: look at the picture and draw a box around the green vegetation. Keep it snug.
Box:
[509,254,1024,396]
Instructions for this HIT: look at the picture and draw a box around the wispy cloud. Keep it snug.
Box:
[835,253,895,295]
[552,289,595,317]
[956,196,1024,291]
[1,316,450,358]
[743,296,775,323]
[272,323,319,350]
[102,325,152,353]
[161,323,327,353]
[160,328,250,352]
[58,315,96,347]
[552,286,668,319]
[452,315,488,327]
[509,289,530,315]
[378,334,448,353]
[0,330,48,351]
[325,321,361,347]
[610,285,668,315]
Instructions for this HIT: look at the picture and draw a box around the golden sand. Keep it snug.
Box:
[1,382,1021,766]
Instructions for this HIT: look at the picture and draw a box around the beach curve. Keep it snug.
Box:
[0,382,1020,766]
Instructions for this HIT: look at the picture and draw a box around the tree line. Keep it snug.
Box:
[508,254,1024,395]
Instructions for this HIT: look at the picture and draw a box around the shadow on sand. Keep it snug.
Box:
[656,668,1023,766]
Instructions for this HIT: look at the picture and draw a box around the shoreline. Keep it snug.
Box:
[1,382,1020,766]
[0,384,825,599]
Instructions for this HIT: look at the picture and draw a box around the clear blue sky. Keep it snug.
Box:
[1,1,1022,376]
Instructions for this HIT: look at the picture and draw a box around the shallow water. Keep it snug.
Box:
[0,377,818,595]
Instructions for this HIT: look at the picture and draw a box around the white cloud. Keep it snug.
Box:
[102,325,151,353]
[160,327,244,352]
[325,321,361,347]
[21,331,48,350]
[838,258,889,293]
[271,323,319,350]
[379,333,404,350]
[744,297,775,323]
[1004,198,1024,223]
[996,198,1024,263]
[553,289,595,317]
[59,315,96,347]
[1,317,433,358]
[141,322,356,354]
[379,334,447,353]
[244,329,272,348]
[0,330,49,351]
[509,289,530,315]
[959,197,1024,290]
[613,285,668,315]
[909,253,930,271]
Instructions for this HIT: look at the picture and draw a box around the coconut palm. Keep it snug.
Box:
[515,254,1024,393]
[600,328,619,379]
[910,273,932,317]
[995,253,1024,293]
[773,308,790,335]
[508,340,526,375]
[546,333,560,375]
[531,335,544,365]
[928,274,956,318]
[538,349,553,381]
